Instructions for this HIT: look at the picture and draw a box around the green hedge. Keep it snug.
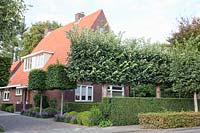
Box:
[101,97,199,126]
[63,102,101,113]
[139,112,200,129]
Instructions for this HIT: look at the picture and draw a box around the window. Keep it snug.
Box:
[107,85,124,97]
[24,52,52,71]
[75,85,93,102]
[16,89,22,96]
[3,90,10,101]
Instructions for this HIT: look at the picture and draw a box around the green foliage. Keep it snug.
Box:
[131,84,155,97]
[169,43,200,94]
[28,69,46,91]
[20,21,61,56]
[99,120,113,127]
[48,99,57,108]
[33,94,49,108]
[5,105,14,113]
[101,97,199,126]
[67,28,133,85]
[90,106,103,125]
[139,112,200,129]
[46,64,76,90]
[0,125,5,132]
[43,107,57,117]
[63,102,101,112]
[0,57,11,86]
[0,0,26,59]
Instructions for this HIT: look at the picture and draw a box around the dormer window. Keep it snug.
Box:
[22,50,53,71]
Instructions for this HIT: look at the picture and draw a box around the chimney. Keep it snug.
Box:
[44,27,53,37]
[75,12,85,22]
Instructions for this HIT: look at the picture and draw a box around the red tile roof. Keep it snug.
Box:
[10,61,20,72]
[8,9,107,86]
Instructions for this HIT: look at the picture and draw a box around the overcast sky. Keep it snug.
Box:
[24,0,200,43]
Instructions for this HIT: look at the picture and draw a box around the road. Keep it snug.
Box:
[1,111,200,133]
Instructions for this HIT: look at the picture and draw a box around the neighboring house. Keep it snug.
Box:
[0,10,129,112]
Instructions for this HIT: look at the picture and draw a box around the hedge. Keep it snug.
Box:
[63,102,101,113]
[101,97,200,126]
[139,112,200,129]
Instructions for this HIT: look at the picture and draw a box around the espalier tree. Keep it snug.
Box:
[28,69,46,115]
[66,28,138,95]
[170,39,200,112]
[46,64,76,115]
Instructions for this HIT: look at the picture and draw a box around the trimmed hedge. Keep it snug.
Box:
[139,112,200,129]
[63,102,101,112]
[101,97,200,126]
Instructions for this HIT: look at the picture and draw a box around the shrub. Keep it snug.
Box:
[139,112,200,129]
[33,94,49,108]
[54,114,65,122]
[101,97,200,126]
[68,111,78,116]
[77,112,84,125]
[48,99,57,108]
[0,125,5,132]
[5,105,14,113]
[43,107,57,117]
[64,102,101,112]
[99,120,112,127]
[81,111,93,126]
[69,115,77,124]
[90,106,103,125]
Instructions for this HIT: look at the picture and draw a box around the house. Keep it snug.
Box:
[0,10,129,112]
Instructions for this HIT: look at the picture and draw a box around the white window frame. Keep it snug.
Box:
[15,88,22,96]
[75,85,93,102]
[107,85,124,97]
[3,90,10,101]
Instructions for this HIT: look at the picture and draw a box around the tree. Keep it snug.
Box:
[170,42,200,112]
[0,57,11,86]
[168,17,200,49]
[46,64,76,115]
[20,21,61,56]
[28,69,46,115]
[0,0,26,59]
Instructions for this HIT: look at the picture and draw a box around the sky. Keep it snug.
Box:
[24,0,200,43]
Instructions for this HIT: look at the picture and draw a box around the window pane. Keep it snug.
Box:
[81,86,86,100]
[88,87,92,100]
[112,86,123,90]
[112,91,122,97]
[75,86,80,100]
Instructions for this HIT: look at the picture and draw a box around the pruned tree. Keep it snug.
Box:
[46,64,76,115]
[170,41,200,112]
[0,57,11,86]
[28,69,46,115]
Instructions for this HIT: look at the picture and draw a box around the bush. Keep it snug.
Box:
[81,111,93,126]
[33,94,49,108]
[5,105,14,113]
[48,99,57,108]
[90,106,103,125]
[54,114,65,122]
[99,120,112,127]
[43,107,57,117]
[64,102,101,112]
[101,97,200,126]
[139,112,200,129]
[0,125,5,132]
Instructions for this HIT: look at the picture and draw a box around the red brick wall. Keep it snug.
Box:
[92,11,109,31]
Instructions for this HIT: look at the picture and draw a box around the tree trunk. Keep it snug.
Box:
[40,94,43,116]
[102,84,108,97]
[156,85,161,99]
[194,91,198,112]
[60,90,64,115]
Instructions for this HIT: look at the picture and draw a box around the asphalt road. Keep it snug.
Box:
[1,111,200,133]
